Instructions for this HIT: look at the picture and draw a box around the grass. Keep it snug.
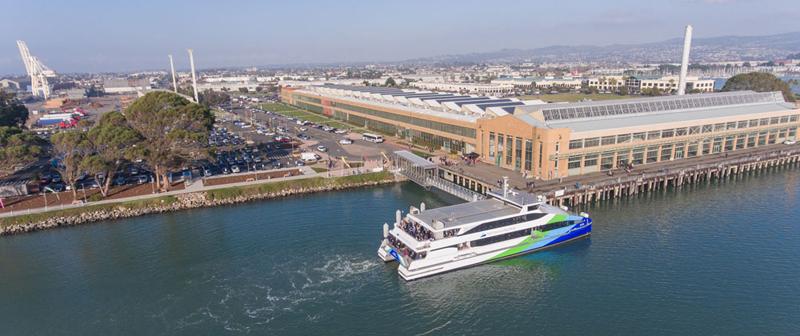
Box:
[311,167,329,173]
[516,93,629,102]
[205,171,392,201]
[262,102,367,133]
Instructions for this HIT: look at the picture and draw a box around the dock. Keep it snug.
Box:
[393,144,800,208]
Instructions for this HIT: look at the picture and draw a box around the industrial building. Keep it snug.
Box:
[283,85,798,181]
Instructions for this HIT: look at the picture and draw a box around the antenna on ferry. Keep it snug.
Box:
[502,176,509,198]
[395,210,402,226]
[420,202,426,211]
[383,223,389,238]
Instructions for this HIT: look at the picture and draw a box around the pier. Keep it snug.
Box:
[541,146,800,207]
[407,144,800,207]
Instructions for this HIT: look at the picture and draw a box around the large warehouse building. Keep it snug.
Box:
[282,85,799,180]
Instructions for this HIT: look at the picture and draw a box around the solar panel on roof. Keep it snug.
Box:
[432,96,490,103]
[473,101,524,111]
[538,91,782,121]
[455,99,509,107]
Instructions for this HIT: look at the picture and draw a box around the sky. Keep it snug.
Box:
[1,0,798,75]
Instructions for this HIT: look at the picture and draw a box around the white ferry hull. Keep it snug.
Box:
[381,219,592,281]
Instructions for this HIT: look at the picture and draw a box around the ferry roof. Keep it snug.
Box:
[410,199,520,229]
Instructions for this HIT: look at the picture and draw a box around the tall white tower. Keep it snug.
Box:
[187,49,199,103]
[168,54,178,93]
[16,40,55,99]
[677,25,693,95]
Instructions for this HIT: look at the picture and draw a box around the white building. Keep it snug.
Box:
[409,82,515,96]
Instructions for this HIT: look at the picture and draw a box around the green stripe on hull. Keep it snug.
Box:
[491,231,547,260]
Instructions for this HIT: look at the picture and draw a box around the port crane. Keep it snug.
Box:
[16,40,56,99]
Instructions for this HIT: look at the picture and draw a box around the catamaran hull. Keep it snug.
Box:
[384,221,592,281]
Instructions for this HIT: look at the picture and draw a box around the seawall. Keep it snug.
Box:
[0,172,398,236]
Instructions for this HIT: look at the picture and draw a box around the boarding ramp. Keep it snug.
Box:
[393,150,485,202]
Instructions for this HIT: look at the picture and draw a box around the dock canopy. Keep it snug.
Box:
[393,150,437,169]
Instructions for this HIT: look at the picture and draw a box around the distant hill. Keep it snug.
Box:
[403,32,800,65]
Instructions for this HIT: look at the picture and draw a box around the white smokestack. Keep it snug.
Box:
[168,54,177,93]
[187,49,199,103]
[677,25,693,95]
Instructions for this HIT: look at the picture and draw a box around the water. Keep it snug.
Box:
[1,169,800,335]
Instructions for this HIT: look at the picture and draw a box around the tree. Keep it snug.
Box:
[199,89,230,107]
[0,90,29,128]
[124,92,214,192]
[0,126,44,174]
[84,111,142,196]
[722,72,796,102]
[51,130,92,199]
[238,87,249,93]
[384,77,397,87]
[618,85,629,96]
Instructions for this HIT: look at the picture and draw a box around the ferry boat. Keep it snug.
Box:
[377,180,592,281]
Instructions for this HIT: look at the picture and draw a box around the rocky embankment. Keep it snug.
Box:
[0,176,396,236]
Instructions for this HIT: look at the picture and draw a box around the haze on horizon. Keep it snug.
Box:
[1,0,798,75]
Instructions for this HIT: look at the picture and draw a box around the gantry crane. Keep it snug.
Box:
[17,40,56,100]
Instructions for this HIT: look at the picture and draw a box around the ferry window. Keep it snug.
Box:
[617,134,631,143]
[526,205,539,212]
[464,213,547,235]
[472,228,532,247]
[601,136,616,146]
[780,116,789,123]
[714,123,725,132]
[647,131,661,140]
[661,129,674,138]
[738,121,748,129]
[632,132,646,142]
[790,115,798,122]
[675,128,687,137]
[749,119,759,128]
[770,117,780,125]
[569,139,583,149]
[689,126,701,135]
[702,124,713,133]
[759,118,770,126]
[584,138,600,148]
[726,122,736,130]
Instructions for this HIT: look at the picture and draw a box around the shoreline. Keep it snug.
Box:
[0,171,398,236]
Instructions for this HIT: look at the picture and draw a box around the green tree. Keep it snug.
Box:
[51,130,92,199]
[84,111,143,196]
[0,126,44,174]
[722,72,796,102]
[124,92,214,192]
[199,89,230,107]
[0,90,29,128]
[238,87,249,93]
[384,77,397,87]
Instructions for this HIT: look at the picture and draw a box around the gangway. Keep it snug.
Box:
[392,150,484,202]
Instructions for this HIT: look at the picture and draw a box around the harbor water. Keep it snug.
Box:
[1,168,799,335]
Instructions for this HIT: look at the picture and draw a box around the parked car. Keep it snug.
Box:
[231,165,241,173]
[334,129,348,134]
[317,145,328,152]
[339,139,353,145]
[784,139,797,145]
